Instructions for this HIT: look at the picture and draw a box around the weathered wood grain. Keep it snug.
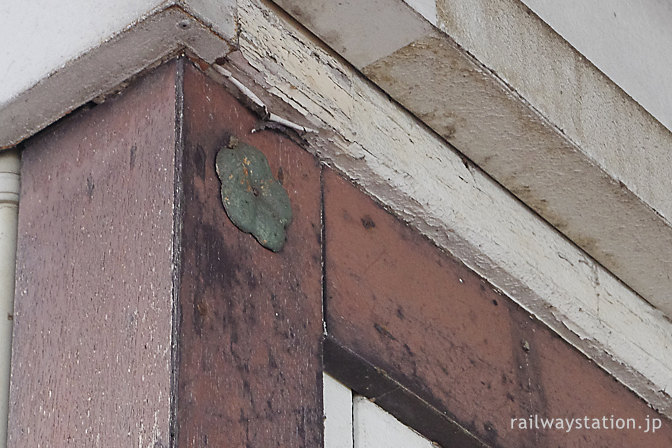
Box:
[9,62,179,447]
[232,0,672,416]
[176,62,323,447]
[323,168,672,447]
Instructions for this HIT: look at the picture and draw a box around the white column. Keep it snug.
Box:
[353,396,436,448]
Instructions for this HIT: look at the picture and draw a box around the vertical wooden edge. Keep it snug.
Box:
[320,164,328,337]
[169,56,185,448]
[323,336,487,448]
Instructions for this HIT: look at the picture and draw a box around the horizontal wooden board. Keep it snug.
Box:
[323,167,672,447]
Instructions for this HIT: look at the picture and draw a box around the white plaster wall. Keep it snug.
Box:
[323,374,353,448]
[403,0,437,24]
[354,397,435,447]
[0,0,168,108]
[521,0,672,132]
[0,1,234,149]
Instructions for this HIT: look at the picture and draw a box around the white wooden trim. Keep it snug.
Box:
[0,2,234,149]
[2,0,671,419]
[233,0,672,417]
[272,0,672,323]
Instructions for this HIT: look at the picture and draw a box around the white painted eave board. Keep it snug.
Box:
[228,0,672,417]
[0,0,236,149]
[271,0,672,320]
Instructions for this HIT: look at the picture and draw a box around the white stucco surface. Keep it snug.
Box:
[403,0,437,24]
[0,0,167,107]
[0,1,235,149]
[354,397,435,447]
[522,0,672,132]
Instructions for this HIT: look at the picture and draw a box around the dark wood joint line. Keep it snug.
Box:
[322,336,489,448]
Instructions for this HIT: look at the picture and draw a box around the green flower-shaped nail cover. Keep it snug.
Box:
[215,141,292,252]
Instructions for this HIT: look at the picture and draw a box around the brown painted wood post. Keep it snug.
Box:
[175,62,323,447]
[8,58,324,447]
[9,61,180,447]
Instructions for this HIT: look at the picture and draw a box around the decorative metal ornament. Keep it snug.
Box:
[215,139,292,252]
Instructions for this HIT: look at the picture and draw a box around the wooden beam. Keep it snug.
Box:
[323,168,672,447]
[228,0,672,416]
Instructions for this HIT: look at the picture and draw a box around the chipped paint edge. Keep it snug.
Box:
[1,0,670,421]
[230,0,672,417]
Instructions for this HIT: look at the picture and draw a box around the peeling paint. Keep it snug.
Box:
[230,0,672,417]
